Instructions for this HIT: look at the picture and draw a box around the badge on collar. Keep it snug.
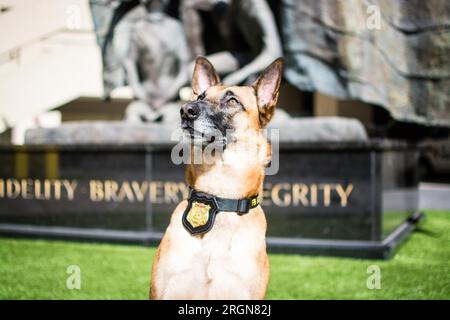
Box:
[182,194,218,235]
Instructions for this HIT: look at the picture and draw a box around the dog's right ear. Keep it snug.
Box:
[192,56,221,98]
[252,58,284,128]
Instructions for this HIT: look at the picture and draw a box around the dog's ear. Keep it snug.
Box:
[252,58,284,127]
[192,56,221,98]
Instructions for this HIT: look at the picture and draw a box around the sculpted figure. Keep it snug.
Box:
[181,0,282,85]
[122,0,190,122]
[90,0,190,122]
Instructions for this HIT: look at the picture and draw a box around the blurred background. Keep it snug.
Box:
[0,0,449,299]
[0,0,449,183]
[0,0,450,231]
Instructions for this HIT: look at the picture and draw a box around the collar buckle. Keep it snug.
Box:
[237,199,250,215]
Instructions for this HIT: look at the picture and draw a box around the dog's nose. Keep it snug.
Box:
[180,103,201,121]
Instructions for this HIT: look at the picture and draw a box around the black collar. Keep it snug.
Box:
[189,188,259,214]
[182,187,260,235]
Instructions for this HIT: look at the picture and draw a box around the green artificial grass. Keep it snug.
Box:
[0,211,449,300]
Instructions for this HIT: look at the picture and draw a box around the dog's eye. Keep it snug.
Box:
[197,92,206,101]
[227,97,239,106]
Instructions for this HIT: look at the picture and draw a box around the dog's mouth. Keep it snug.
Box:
[182,123,227,146]
[181,123,202,138]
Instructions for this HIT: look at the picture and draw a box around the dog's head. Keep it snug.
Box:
[180,56,284,147]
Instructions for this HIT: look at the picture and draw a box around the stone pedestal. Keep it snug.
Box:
[0,140,421,259]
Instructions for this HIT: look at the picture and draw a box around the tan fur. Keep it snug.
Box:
[150,57,283,300]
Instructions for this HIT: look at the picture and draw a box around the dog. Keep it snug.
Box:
[150,56,284,299]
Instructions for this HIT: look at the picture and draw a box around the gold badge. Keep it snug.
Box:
[186,201,211,228]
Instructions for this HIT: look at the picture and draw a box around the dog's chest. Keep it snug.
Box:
[200,218,252,279]
[186,213,257,279]
[157,210,265,299]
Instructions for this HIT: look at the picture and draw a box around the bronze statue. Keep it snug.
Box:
[181,0,282,85]
[90,0,190,122]
[123,0,189,121]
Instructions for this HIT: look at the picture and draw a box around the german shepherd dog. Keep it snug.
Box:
[150,56,284,299]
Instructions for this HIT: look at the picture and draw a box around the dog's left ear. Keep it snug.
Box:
[252,58,284,127]
[192,56,221,98]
